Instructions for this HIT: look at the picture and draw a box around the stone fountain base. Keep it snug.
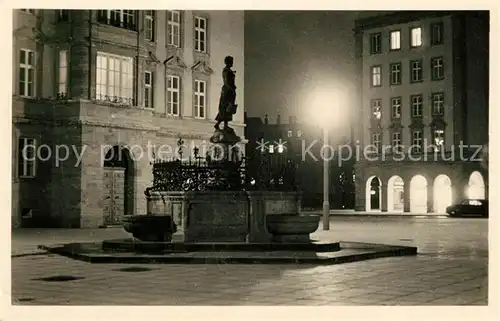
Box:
[38,241,417,265]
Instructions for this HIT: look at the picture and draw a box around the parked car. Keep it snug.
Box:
[446,199,489,218]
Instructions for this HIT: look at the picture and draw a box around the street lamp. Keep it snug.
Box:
[309,90,339,231]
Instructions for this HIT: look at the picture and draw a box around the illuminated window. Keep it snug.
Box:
[96,52,134,104]
[19,49,36,97]
[390,30,401,50]
[410,27,422,47]
[144,71,153,108]
[145,10,155,41]
[287,130,292,137]
[371,66,381,86]
[433,129,444,151]
[167,11,181,47]
[194,79,206,118]
[269,145,275,153]
[58,50,68,97]
[371,99,382,119]
[97,10,137,31]
[167,75,180,115]
[194,16,207,53]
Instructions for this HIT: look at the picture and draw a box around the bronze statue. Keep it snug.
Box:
[215,56,237,130]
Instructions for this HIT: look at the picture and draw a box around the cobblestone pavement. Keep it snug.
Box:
[10,217,489,306]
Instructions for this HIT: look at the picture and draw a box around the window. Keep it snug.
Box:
[392,132,401,148]
[57,10,69,22]
[390,62,401,85]
[95,52,134,104]
[371,133,381,152]
[287,130,293,137]
[370,33,382,54]
[390,30,401,50]
[167,75,180,116]
[371,99,382,120]
[194,16,207,53]
[19,49,35,97]
[18,137,36,178]
[167,11,181,47]
[391,97,402,119]
[145,10,155,41]
[412,131,423,151]
[431,22,444,45]
[297,130,302,137]
[433,129,445,151]
[410,60,423,83]
[411,94,423,117]
[371,66,381,86]
[277,143,284,153]
[194,79,206,118]
[97,10,136,31]
[269,145,275,154]
[410,27,422,47]
[431,57,444,80]
[58,50,68,97]
[144,71,153,108]
[432,92,444,115]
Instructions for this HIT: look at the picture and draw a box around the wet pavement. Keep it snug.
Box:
[10,216,489,306]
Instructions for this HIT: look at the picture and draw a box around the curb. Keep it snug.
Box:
[302,213,449,219]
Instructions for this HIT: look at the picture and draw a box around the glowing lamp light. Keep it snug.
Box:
[309,89,340,128]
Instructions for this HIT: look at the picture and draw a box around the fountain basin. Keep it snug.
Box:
[123,215,177,242]
[266,214,320,243]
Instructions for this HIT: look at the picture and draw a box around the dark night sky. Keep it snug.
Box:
[244,11,392,127]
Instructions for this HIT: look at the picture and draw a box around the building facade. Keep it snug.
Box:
[353,11,489,213]
[12,9,245,228]
[244,113,355,209]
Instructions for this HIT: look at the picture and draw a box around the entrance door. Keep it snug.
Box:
[102,168,126,225]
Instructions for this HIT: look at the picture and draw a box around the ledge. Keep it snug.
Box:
[38,241,417,265]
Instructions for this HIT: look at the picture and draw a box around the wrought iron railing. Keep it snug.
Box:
[149,139,297,192]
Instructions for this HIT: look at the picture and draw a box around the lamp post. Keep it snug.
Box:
[309,87,343,231]
[322,127,330,230]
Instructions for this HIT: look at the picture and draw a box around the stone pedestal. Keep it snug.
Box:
[148,191,249,243]
[146,190,304,244]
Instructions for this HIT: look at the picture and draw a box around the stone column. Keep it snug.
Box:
[381,183,388,212]
[426,182,434,213]
[403,181,411,212]
[69,10,93,100]
[354,167,366,211]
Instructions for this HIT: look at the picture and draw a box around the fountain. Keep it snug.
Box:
[38,56,417,264]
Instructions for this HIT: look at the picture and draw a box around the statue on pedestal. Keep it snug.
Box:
[214,55,238,131]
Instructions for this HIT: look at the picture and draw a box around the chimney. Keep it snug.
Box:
[264,114,269,125]
[244,111,248,121]
[289,116,293,124]
[277,113,281,125]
